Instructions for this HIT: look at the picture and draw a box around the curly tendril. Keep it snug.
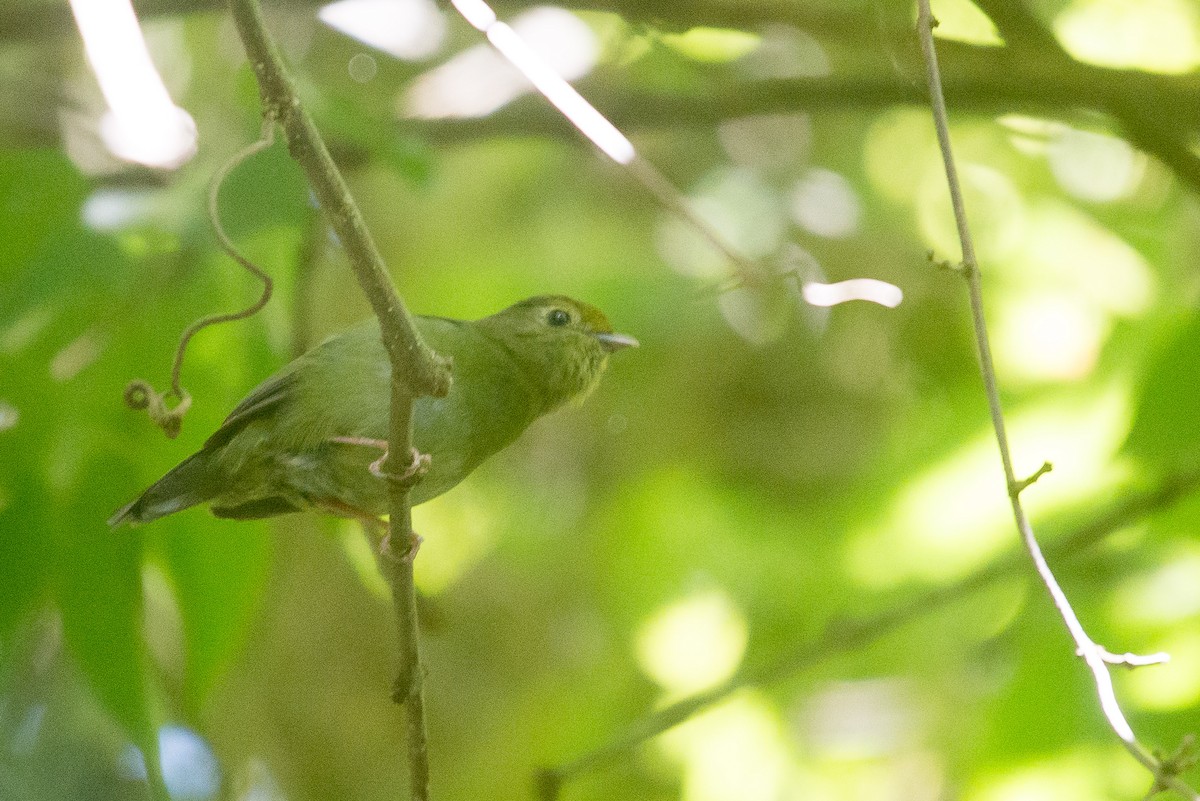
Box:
[125,116,277,438]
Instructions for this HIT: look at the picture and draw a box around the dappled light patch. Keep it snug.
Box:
[319,0,447,61]
[659,694,788,801]
[635,588,747,696]
[411,485,498,595]
[848,389,1130,587]
[1055,0,1200,74]
[1120,631,1200,710]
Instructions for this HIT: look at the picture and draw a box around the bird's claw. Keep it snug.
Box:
[370,447,430,488]
[328,437,430,488]
[380,529,423,563]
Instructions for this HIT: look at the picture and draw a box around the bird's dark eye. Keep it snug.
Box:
[547,308,571,327]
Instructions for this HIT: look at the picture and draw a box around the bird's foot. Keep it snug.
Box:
[328,437,430,488]
[371,447,430,488]
[380,528,423,563]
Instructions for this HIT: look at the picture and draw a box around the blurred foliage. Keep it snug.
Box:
[3,0,1200,800]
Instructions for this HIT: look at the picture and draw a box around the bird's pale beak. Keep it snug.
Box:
[593,332,640,352]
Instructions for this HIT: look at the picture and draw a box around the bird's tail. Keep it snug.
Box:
[108,451,223,527]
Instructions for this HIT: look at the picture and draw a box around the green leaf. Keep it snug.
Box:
[1124,315,1200,472]
[0,150,88,282]
[206,142,312,244]
[162,518,272,713]
[0,479,50,642]
[57,455,156,749]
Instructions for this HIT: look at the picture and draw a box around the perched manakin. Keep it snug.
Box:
[110,296,637,526]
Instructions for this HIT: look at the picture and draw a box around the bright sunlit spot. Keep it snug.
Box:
[848,389,1130,588]
[993,293,1106,381]
[659,694,789,801]
[411,488,496,595]
[119,725,221,800]
[998,117,1145,202]
[636,589,748,696]
[718,113,813,173]
[918,162,1025,263]
[991,201,1154,383]
[1009,202,1154,318]
[319,0,447,61]
[969,750,1136,801]
[661,27,762,63]
[242,759,287,801]
[405,8,604,131]
[803,279,903,308]
[1111,549,1200,627]
[337,520,391,600]
[1121,631,1200,710]
[789,167,862,238]
[1048,127,1142,202]
[656,166,788,281]
[336,489,496,599]
[929,0,1003,46]
[0,401,18,433]
[69,0,197,168]
[864,109,939,203]
[1055,0,1200,74]
[82,187,155,231]
[50,330,103,382]
[796,679,922,759]
[743,26,830,79]
[717,285,792,345]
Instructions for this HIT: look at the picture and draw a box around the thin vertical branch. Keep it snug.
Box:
[225,2,452,800]
[914,3,1198,797]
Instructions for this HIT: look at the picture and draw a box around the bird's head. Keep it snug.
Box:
[479,295,638,411]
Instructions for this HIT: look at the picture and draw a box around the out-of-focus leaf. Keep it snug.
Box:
[57,455,156,749]
[0,479,50,641]
[205,142,312,243]
[0,149,88,283]
[4,227,130,323]
[1124,315,1200,471]
[162,519,272,713]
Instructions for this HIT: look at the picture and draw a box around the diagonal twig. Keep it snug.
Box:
[914,2,1198,797]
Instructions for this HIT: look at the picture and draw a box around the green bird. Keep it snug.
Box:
[110,296,637,527]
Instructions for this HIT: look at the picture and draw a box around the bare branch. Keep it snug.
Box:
[915,2,1198,796]
[226,1,452,799]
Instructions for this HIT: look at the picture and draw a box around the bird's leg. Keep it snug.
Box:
[375,525,423,563]
[328,437,428,562]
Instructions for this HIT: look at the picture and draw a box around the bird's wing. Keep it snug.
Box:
[202,370,298,450]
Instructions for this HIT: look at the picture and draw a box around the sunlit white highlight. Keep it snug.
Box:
[0,402,17,434]
[69,0,196,168]
[450,0,496,30]
[802,279,903,308]
[790,167,861,238]
[438,1,635,163]
[486,22,634,163]
[1048,127,1140,202]
[319,0,446,61]
[406,8,599,121]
